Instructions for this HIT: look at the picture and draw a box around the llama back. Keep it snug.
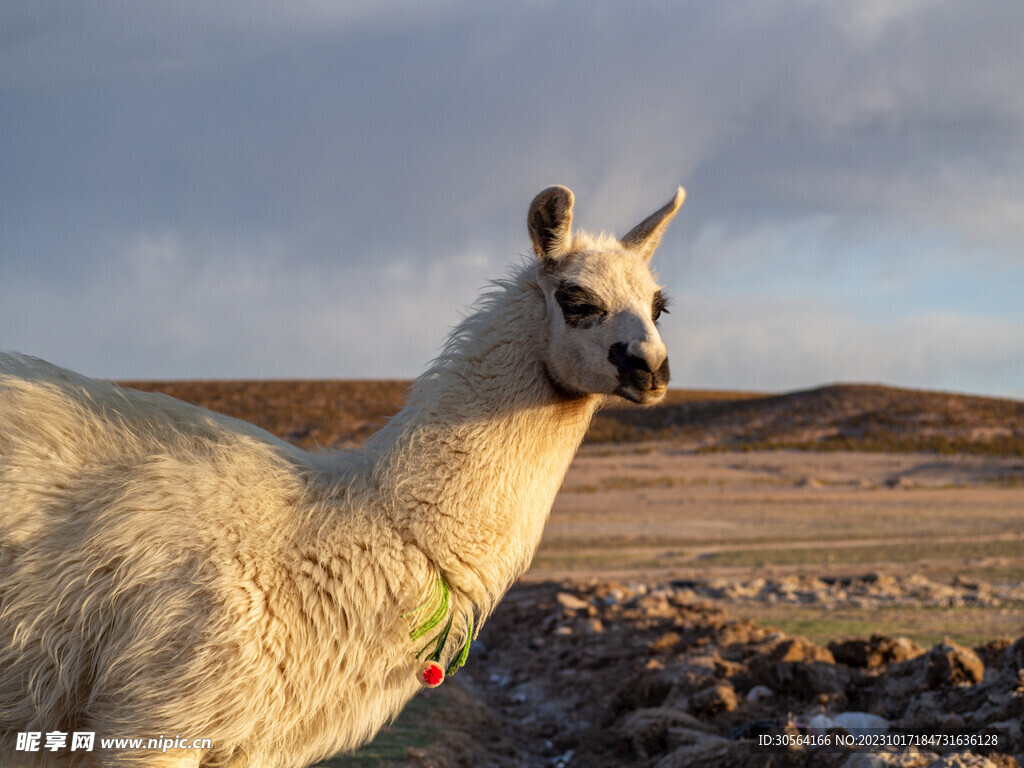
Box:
[0,352,300,463]
[0,353,357,763]
[0,352,312,562]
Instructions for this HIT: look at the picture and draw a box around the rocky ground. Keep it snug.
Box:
[414,577,1024,768]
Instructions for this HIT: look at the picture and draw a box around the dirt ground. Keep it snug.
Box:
[326,446,1024,768]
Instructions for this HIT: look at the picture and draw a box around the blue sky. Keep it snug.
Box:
[2,1,1023,397]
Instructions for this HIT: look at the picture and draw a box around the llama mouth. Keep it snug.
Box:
[640,386,668,404]
[616,385,667,405]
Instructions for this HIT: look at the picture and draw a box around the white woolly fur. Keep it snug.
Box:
[0,185,683,767]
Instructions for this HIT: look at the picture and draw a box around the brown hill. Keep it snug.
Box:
[594,383,1024,455]
[119,380,1024,456]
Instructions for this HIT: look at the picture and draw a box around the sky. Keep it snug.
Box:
[2,1,1023,397]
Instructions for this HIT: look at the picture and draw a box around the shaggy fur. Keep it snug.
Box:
[0,186,684,767]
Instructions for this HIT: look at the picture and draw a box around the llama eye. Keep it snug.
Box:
[652,292,670,322]
[564,302,606,326]
[555,284,606,327]
[573,303,603,318]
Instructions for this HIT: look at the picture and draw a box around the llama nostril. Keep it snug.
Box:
[654,357,671,389]
[608,343,647,373]
[608,342,631,370]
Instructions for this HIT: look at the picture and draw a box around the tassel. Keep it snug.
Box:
[418,661,445,688]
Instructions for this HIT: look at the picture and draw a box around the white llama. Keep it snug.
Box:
[0,184,684,768]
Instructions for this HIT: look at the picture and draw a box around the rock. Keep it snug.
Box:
[617,707,713,734]
[830,634,926,669]
[715,619,766,647]
[1002,636,1024,673]
[583,618,604,634]
[650,632,681,653]
[801,662,848,697]
[769,636,837,664]
[636,592,677,618]
[615,707,715,761]
[738,636,847,700]
[927,639,985,687]
[746,684,773,702]
[901,691,945,720]
[809,712,837,730]
[973,636,1015,669]
[833,711,890,733]
[746,658,846,700]
[557,591,591,611]
[810,711,890,735]
[688,682,739,717]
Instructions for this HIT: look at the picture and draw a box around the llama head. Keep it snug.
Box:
[528,185,685,405]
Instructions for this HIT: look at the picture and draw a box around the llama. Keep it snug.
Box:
[0,184,684,768]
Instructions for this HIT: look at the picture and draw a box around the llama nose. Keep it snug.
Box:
[628,338,668,378]
[608,342,671,392]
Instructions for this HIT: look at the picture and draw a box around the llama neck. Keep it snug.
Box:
[366,268,599,613]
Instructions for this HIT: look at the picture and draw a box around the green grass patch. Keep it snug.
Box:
[957,564,1024,584]
[701,538,1024,569]
[313,690,443,767]
[738,603,1024,648]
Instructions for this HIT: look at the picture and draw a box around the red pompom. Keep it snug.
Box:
[418,662,445,688]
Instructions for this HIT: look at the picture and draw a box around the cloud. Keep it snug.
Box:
[0,1,473,88]
[672,294,1024,398]
[2,1,1022,394]
[0,227,493,380]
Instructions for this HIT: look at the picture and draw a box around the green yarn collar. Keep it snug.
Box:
[403,571,473,677]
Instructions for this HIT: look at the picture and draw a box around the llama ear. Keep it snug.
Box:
[528,186,574,262]
[620,186,686,262]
